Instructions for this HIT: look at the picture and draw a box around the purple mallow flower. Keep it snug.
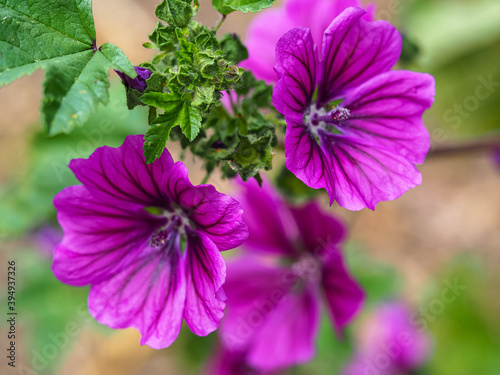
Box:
[115,66,152,92]
[34,226,63,257]
[52,135,248,349]
[207,344,283,375]
[241,0,375,83]
[493,148,500,169]
[342,302,431,375]
[219,177,364,371]
[273,7,435,210]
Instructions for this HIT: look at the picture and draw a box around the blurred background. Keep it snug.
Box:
[0,0,499,374]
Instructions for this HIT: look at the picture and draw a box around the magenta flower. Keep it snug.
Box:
[52,135,248,349]
[115,66,152,92]
[241,0,375,83]
[219,177,364,371]
[207,344,283,375]
[273,7,435,210]
[342,302,431,375]
[493,148,500,169]
[34,226,63,257]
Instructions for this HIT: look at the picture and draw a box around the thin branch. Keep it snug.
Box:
[428,136,500,157]
[215,14,226,32]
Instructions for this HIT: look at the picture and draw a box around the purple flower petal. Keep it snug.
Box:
[220,257,289,353]
[246,283,321,371]
[284,118,423,210]
[343,302,431,374]
[237,177,297,256]
[241,0,375,83]
[183,227,227,336]
[273,27,318,120]
[52,186,166,286]
[163,162,248,251]
[88,239,186,349]
[69,135,174,208]
[207,345,283,375]
[240,9,296,83]
[493,148,500,168]
[317,7,401,104]
[318,131,423,210]
[320,248,364,335]
[206,346,253,375]
[289,201,346,254]
[284,118,337,202]
[115,66,152,92]
[341,70,435,163]
[34,226,63,257]
[361,302,431,370]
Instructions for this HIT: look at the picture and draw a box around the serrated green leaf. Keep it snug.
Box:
[212,0,275,15]
[141,88,201,162]
[156,0,193,27]
[0,0,95,86]
[0,0,135,136]
[192,85,215,107]
[143,118,178,164]
[141,88,184,111]
[42,51,113,135]
[100,43,136,77]
[179,105,202,141]
[148,22,178,52]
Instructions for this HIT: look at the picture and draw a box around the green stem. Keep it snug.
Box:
[228,90,238,114]
[215,14,227,32]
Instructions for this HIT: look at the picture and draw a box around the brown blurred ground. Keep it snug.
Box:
[0,0,499,374]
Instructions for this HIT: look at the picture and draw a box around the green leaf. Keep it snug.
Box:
[100,43,136,77]
[141,88,201,162]
[212,0,275,15]
[42,51,113,135]
[220,33,248,64]
[192,85,215,107]
[0,0,95,86]
[156,0,193,27]
[141,89,185,112]
[143,119,178,164]
[0,0,135,135]
[179,104,202,140]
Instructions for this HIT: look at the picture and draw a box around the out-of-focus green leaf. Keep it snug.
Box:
[0,85,145,238]
[212,0,275,15]
[423,257,500,375]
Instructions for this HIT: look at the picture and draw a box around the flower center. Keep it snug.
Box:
[305,105,350,137]
[291,255,322,282]
[148,206,192,248]
[287,254,322,293]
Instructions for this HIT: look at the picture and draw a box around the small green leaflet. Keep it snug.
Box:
[0,0,136,135]
[141,89,202,163]
[155,0,193,28]
[212,0,275,15]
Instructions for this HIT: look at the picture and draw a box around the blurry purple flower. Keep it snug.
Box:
[52,135,248,349]
[273,7,435,210]
[342,302,432,375]
[493,148,500,168]
[207,344,283,375]
[219,177,364,371]
[115,66,152,92]
[241,0,375,83]
[34,226,63,257]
